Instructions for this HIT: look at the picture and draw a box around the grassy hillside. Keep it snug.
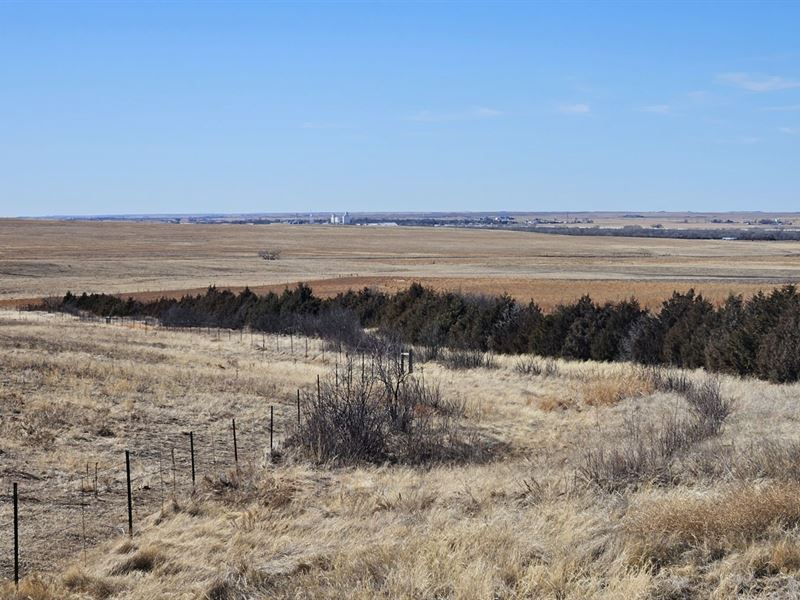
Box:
[2,310,800,598]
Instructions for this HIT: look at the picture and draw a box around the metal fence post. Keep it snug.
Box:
[269,406,274,454]
[13,482,19,589]
[232,418,239,466]
[189,432,196,491]
[125,450,133,537]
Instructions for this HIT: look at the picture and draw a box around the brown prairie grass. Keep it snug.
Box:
[1,219,797,309]
[583,374,656,407]
[625,482,800,566]
[4,310,800,598]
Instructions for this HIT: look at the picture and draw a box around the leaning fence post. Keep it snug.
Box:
[125,450,133,537]
[232,418,239,467]
[297,389,301,426]
[13,482,19,589]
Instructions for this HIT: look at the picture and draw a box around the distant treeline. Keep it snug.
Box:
[516,225,800,241]
[41,282,800,383]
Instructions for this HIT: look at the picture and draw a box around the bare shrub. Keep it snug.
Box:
[578,411,688,491]
[641,366,692,395]
[579,377,732,492]
[514,356,560,377]
[257,248,281,261]
[684,377,731,435]
[439,348,497,370]
[684,440,800,483]
[287,349,480,465]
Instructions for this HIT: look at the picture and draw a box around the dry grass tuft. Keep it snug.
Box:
[109,545,165,576]
[625,483,800,566]
[61,568,118,599]
[583,374,655,407]
[0,576,68,600]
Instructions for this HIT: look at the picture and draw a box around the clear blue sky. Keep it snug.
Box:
[1,1,799,217]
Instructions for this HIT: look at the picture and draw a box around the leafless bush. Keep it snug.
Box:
[257,248,281,261]
[684,377,731,436]
[578,410,687,491]
[684,440,800,483]
[579,377,732,492]
[439,348,497,370]
[287,349,479,465]
[641,366,692,394]
[514,356,559,377]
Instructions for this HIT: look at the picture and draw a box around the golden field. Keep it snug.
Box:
[2,219,800,309]
[3,310,800,598]
[4,219,800,598]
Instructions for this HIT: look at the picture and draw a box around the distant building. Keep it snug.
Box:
[329,212,351,225]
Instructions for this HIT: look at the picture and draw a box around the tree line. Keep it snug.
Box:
[44,282,800,383]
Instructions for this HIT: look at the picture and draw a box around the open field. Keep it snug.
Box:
[2,219,800,309]
[4,311,800,598]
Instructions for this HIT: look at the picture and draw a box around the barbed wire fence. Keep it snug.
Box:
[0,405,298,588]
[1,309,402,588]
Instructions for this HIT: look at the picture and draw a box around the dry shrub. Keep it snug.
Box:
[287,352,483,465]
[684,439,800,483]
[642,366,692,395]
[683,378,730,435]
[625,483,800,566]
[579,378,731,492]
[583,374,655,407]
[578,411,686,491]
[514,356,560,378]
[439,348,497,370]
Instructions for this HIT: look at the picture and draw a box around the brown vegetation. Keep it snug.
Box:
[2,310,800,597]
[2,219,798,310]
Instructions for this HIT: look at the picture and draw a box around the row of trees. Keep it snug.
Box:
[50,282,800,382]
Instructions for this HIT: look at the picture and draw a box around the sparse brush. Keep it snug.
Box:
[514,356,560,378]
[439,348,497,370]
[579,377,732,492]
[286,346,485,465]
[642,366,692,395]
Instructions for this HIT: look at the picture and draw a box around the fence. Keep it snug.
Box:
[1,310,414,585]
[0,408,294,585]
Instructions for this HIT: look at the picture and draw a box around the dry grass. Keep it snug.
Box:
[583,374,655,407]
[625,482,800,564]
[2,310,800,598]
[2,220,798,310]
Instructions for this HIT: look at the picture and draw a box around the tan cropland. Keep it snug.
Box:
[3,311,800,598]
[2,220,800,309]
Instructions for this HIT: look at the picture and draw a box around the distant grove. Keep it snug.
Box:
[44,282,800,383]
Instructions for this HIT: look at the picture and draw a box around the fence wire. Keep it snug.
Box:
[0,412,291,582]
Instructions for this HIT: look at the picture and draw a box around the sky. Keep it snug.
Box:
[1,1,799,217]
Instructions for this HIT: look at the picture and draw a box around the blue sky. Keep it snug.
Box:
[1,1,799,217]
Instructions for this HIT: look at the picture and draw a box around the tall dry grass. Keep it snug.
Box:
[2,310,800,598]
